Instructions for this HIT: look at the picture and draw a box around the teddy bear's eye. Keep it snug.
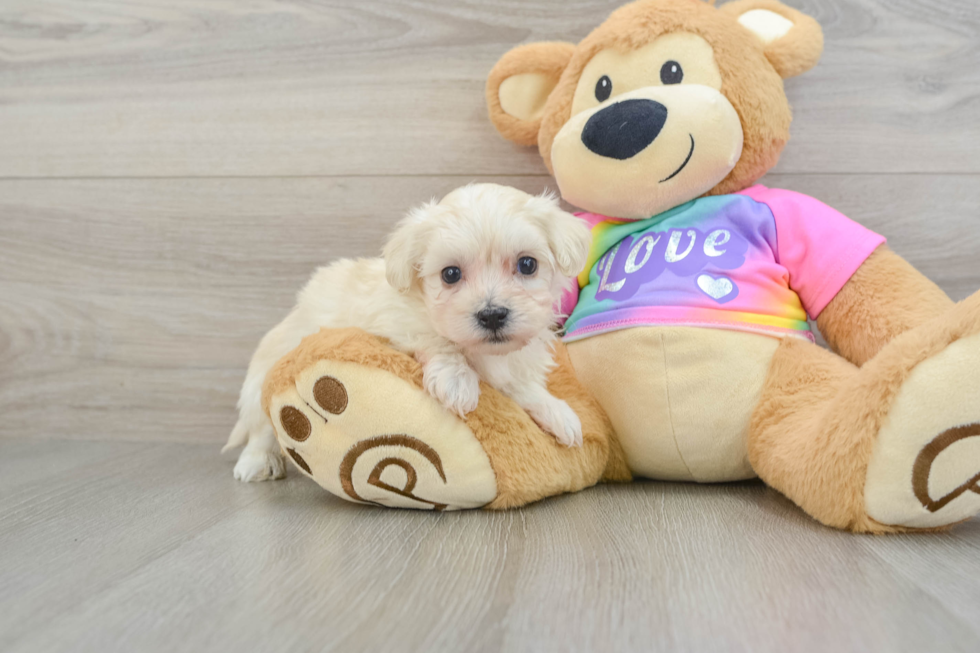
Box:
[660,61,684,85]
[595,75,612,102]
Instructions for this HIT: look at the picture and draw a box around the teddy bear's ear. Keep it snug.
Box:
[486,42,576,146]
[720,0,824,79]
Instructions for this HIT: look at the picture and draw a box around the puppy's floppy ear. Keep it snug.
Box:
[526,193,591,278]
[486,42,575,147]
[383,201,438,292]
[720,0,824,79]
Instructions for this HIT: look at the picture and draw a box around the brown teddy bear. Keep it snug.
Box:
[263,0,980,533]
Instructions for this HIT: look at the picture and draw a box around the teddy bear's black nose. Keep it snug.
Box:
[581,99,668,160]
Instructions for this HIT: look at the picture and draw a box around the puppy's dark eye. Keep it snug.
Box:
[441,266,461,285]
[517,257,537,276]
[595,75,612,102]
[660,61,683,85]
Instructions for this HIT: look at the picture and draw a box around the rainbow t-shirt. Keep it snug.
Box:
[560,185,886,343]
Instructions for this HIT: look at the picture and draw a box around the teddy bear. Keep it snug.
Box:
[261,0,980,533]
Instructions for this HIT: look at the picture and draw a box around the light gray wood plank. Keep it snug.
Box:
[0,0,978,178]
[857,521,980,641]
[0,438,152,493]
[1,440,977,653]
[1,174,977,444]
[0,440,274,651]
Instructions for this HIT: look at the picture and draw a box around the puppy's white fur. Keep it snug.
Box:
[225,183,592,482]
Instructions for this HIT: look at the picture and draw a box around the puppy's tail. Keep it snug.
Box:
[221,418,249,453]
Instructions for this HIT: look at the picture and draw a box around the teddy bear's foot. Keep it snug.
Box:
[267,352,498,511]
[261,328,629,511]
[864,331,980,529]
[750,291,980,532]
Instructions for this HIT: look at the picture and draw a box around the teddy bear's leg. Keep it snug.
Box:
[262,327,627,510]
[749,291,980,533]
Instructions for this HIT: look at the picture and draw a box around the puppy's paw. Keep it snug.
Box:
[528,397,583,448]
[423,360,481,418]
[233,448,287,482]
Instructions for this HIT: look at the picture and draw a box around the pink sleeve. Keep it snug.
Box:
[739,186,886,319]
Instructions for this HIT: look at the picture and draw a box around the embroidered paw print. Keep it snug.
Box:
[268,359,497,511]
[278,375,348,475]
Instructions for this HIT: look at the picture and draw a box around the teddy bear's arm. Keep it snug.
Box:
[815,245,954,366]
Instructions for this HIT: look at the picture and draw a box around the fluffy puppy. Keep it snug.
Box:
[225,183,592,482]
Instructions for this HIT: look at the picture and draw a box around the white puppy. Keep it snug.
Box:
[225,183,592,482]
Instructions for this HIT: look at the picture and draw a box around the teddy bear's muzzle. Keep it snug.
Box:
[551,85,743,220]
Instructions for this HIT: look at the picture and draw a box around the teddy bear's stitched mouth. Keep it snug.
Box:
[659,134,695,183]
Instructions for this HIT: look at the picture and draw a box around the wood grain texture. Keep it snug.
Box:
[0,439,977,653]
[1,174,978,444]
[0,0,978,177]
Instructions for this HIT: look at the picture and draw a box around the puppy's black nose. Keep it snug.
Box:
[581,99,668,160]
[476,306,509,331]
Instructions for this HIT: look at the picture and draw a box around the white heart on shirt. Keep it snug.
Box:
[697,274,735,301]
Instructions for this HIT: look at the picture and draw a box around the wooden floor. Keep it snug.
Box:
[1,0,979,651]
[0,438,978,653]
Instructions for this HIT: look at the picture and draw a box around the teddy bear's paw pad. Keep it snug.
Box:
[269,358,497,511]
[865,332,980,528]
